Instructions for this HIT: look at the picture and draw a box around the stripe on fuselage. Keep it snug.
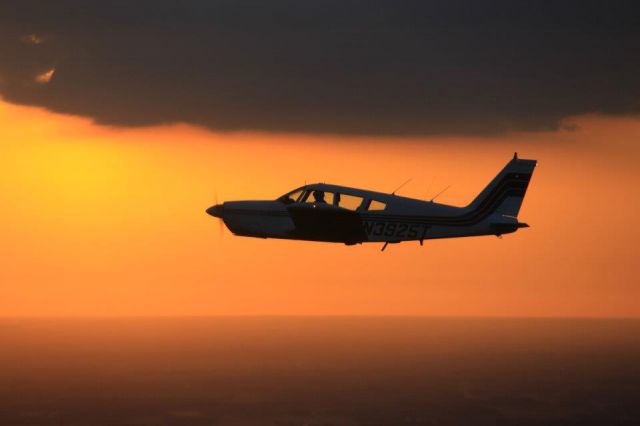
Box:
[361,172,532,226]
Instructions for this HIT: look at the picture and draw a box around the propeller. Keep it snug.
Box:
[206,188,225,237]
[215,191,224,237]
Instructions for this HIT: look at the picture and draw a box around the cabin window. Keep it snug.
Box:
[324,192,336,205]
[336,193,364,211]
[367,199,387,211]
[301,189,335,205]
[299,190,313,203]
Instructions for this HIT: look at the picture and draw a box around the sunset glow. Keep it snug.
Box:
[3,3,640,425]
[1,99,639,317]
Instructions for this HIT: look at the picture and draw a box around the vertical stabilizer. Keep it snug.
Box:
[466,153,537,218]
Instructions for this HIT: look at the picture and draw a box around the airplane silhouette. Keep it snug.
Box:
[207,153,536,250]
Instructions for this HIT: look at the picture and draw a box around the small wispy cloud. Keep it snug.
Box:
[35,68,55,84]
[21,34,44,45]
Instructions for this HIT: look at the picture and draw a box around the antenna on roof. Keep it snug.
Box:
[430,185,451,202]
[392,178,412,195]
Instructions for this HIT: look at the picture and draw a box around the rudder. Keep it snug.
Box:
[466,153,537,219]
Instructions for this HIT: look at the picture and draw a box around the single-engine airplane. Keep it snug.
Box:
[206,153,536,250]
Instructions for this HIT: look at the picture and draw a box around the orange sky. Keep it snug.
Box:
[1,99,639,317]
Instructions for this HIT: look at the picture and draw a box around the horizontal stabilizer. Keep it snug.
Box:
[490,216,530,234]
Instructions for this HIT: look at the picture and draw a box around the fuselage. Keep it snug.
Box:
[207,156,536,245]
[206,181,527,245]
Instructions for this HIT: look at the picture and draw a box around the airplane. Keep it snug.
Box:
[206,153,536,250]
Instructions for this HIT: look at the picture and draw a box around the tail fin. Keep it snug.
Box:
[467,153,537,219]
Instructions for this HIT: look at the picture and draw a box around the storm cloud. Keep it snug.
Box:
[1,0,638,135]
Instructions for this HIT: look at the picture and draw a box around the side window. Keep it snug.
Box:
[367,199,386,211]
[324,192,335,205]
[301,190,335,205]
[336,193,364,211]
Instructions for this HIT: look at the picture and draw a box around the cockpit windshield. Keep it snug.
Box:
[278,189,304,204]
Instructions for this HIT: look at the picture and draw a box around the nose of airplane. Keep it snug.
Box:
[206,204,224,218]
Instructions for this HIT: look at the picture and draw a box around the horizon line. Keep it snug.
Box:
[1,314,639,320]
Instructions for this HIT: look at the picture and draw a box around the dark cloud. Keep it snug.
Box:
[1,0,639,135]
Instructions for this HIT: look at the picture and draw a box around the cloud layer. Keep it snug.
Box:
[1,0,639,135]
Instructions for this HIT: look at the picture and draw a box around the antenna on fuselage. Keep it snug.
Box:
[392,178,412,195]
[430,185,451,202]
